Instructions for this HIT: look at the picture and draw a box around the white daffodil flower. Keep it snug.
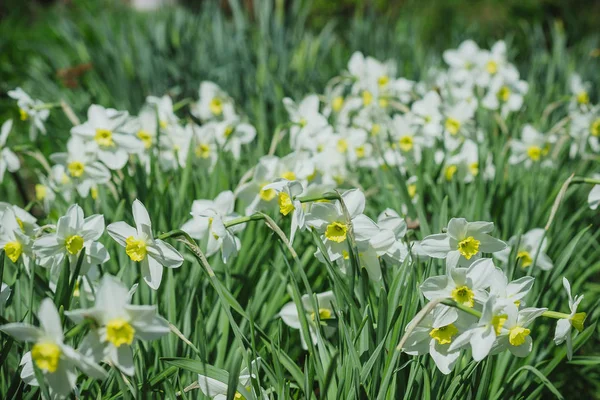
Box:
[376,208,409,263]
[442,101,474,143]
[0,298,107,398]
[34,204,109,276]
[441,140,495,183]
[411,91,443,138]
[474,41,508,87]
[189,122,218,171]
[554,277,586,360]
[449,295,507,361]
[180,190,244,263]
[389,113,432,163]
[71,105,144,170]
[8,87,50,139]
[145,95,179,129]
[191,81,236,122]
[274,151,316,184]
[107,200,183,289]
[197,359,266,400]
[482,67,528,117]
[279,291,336,349]
[263,179,305,243]
[0,202,39,237]
[420,258,496,308]
[420,218,507,268]
[569,107,600,157]
[34,175,57,214]
[568,73,591,110]
[212,118,256,160]
[66,275,170,376]
[491,304,547,357]
[489,269,535,309]
[283,95,328,150]
[495,228,553,270]
[50,137,111,198]
[509,125,551,168]
[0,208,34,270]
[402,305,467,374]
[442,40,481,84]
[237,156,280,215]
[0,282,10,310]
[0,119,20,183]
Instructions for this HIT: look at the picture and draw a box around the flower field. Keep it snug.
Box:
[0,2,599,399]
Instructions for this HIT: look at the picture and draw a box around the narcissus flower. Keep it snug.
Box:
[0,119,20,183]
[191,81,236,122]
[495,228,553,270]
[66,275,170,375]
[8,87,50,139]
[107,199,183,289]
[554,277,586,360]
[420,218,506,268]
[509,125,552,168]
[491,305,546,357]
[279,291,336,349]
[0,208,34,270]
[197,359,267,400]
[0,298,107,398]
[263,179,305,243]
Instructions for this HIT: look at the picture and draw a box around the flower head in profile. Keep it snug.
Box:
[66,275,170,375]
[107,199,183,289]
[554,277,586,360]
[495,228,553,270]
[8,87,50,139]
[0,298,107,398]
[196,359,267,400]
[420,218,507,268]
[490,305,547,358]
[0,208,34,268]
[263,179,305,243]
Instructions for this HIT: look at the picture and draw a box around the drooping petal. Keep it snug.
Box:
[107,222,137,247]
[142,257,164,290]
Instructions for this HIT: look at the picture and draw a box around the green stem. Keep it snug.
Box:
[441,300,482,318]
[541,310,571,319]
[571,176,600,185]
[172,97,193,112]
[32,102,61,111]
[223,213,265,228]
[64,319,93,340]
[297,192,340,203]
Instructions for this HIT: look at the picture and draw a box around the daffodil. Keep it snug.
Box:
[33,204,109,277]
[474,41,508,87]
[376,208,409,263]
[263,179,305,243]
[569,106,600,158]
[191,81,236,122]
[66,275,170,375]
[236,156,280,215]
[420,218,507,268]
[180,190,243,263]
[0,298,107,398]
[482,67,528,117]
[443,40,481,85]
[508,125,552,168]
[7,87,50,139]
[212,118,256,160]
[189,122,218,171]
[0,208,34,269]
[196,359,267,400]
[0,119,20,183]
[420,258,497,308]
[71,105,144,170]
[283,95,329,150]
[490,304,546,357]
[568,73,592,111]
[495,228,553,270]
[279,291,336,349]
[441,140,495,183]
[489,269,535,309]
[107,199,183,289]
[145,94,179,129]
[554,277,586,360]
[411,91,443,138]
[49,137,111,198]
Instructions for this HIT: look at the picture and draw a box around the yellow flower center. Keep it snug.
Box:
[429,324,458,345]
[570,312,587,332]
[325,221,348,243]
[159,120,168,129]
[137,130,153,149]
[65,235,84,255]
[91,187,99,200]
[576,91,589,105]
[195,143,211,159]
[491,314,507,335]
[445,118,461,135]
[106,318,135,347]
[125,236,147,262]
[378,75,389,87]
[498,86,511,102]
[362,90,373,106]
[508,326,530,346]
[486,60,498,75]
[332,96,344,112]
[4,241,22,263]
[517,250,533,268]
[68,161,85,178]
[94,128,114,147]
[355,146,366,158]
[337,139,348,153]
[451,285,475,308]
[590,118,600,137]
[209,98,223,116]
[31,342,61,373]
[299,118,307,127]
[16,218,24,231]
[458,236,480,260]
[281,171,296,181]
[444,164,458,181]
[19,108,29,121]
[527,146,542,161]
[378,98,389,108]
[469,162,479,176]
[259,184,276,202]
[371,124,381,136]
[408,184,417,199]
[224,125,234,138]
[399,135,413,152]
[35,184,47,201]
[278,192,295,216]
[310,308,333,321]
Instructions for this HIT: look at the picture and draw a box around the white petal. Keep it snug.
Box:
[0,323,44,342]
[147,240,183,268]
[142,257,163,290]
[37,298,63,341]
[107,222,137,247]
